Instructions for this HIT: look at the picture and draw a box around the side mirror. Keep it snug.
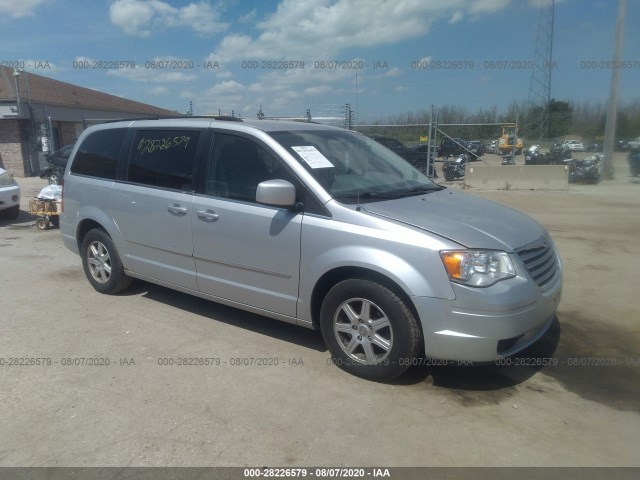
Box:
[256,179,297,208]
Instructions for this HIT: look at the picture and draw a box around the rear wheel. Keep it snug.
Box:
[320,279,421,381]
[81,229,132,294]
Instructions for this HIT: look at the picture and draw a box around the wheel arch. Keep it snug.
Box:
[76,218,108,251]
[310,266,422,336]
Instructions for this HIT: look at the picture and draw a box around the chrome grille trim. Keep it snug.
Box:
[516,236,559,289]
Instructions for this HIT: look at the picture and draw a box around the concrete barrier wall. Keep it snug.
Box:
[464,165,569,190]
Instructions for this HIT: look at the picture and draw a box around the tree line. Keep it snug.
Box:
[363,100,640,143]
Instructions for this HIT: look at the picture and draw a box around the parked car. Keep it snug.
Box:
[439,137,473,158]
[467,140,485,158]
[407,142,439,159]
[61,118,562,381]
[562,140,584,152]
[584,141,602,153]
[627,136,640,150]
[41,144,74,185]
[0,167,20,220]
[368,135,437,177]
[616,139,629,152]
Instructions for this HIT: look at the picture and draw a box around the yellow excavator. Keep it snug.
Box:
[497,124,523,155]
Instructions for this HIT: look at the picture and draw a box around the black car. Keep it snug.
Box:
[368,135,437,178]
[467,140,485,158]
[439,137,475,159]
[41,144,73,184]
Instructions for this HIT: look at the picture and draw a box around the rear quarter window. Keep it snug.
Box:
[127,130,200,191]
[70,128,126,179]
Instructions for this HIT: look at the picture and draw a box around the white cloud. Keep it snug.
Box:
[212,0,521,62]
[239,8,257,23]
[206,80,244,96]
[105,57,198,83]
[449,11,463,24]
[468,0,511,14]
[384,67,403,78]
[149,86,169,95]
[109,0,228,37]
[0,0,45,18]
[304,85,332,96]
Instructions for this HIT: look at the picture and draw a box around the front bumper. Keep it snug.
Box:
[412,264,562,362]
[0,186,20,211]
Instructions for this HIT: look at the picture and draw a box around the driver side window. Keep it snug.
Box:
[206,134,294,202]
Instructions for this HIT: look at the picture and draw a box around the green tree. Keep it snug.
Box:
[548,99,572,138]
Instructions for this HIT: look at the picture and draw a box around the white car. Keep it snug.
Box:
[563,140,584,152]
[0,167,20,220]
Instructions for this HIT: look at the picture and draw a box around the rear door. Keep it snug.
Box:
[111,129,204,290]
[191,132,302,317]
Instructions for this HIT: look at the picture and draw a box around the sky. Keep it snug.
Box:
[1,0,639,123]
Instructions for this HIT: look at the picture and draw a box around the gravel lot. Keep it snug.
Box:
[1,153,638,467]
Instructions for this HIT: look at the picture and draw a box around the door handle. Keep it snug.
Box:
[167,204,188,216]
[196,209,220,221]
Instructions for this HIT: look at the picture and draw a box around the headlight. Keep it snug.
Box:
[440,250,516,287]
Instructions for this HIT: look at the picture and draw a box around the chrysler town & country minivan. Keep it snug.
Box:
[61,118,562,380]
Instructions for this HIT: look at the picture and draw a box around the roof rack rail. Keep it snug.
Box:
[99,115,244,123]
[101,116,173,124]
[197,115,244,121]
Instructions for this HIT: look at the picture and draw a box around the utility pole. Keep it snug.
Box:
[525,0,554,141]
[344,103,353,130]
[602,0,626,180]
[427,105,435,179]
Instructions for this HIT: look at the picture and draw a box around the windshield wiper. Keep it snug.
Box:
[389,185,443,197]
[333,185,442,201]
[333,191,398,199]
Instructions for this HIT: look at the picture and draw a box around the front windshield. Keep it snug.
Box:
[270,129,439,203]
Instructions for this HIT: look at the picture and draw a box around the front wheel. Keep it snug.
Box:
[81,229,133,294]
[2,205,20,220]
[320,279,422,381]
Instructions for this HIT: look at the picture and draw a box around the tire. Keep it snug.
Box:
[35,217,49,230]
[48,173,60,185]
[320,279,421,381]
[81,229,133,294]
[5,205,19,220]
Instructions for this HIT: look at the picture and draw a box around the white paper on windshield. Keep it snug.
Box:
[291,146,334,169]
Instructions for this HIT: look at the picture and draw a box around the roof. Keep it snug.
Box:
[0,66,178,116]
[91,117,341,133]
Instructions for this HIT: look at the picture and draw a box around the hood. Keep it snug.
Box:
[361,189,545,251]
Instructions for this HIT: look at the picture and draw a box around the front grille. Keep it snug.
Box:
[516,237,559,289]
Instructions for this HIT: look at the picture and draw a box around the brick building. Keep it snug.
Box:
[0,66,178,176]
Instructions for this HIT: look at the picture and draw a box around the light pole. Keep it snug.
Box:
[13,68,38,175]
[12,69,21,116]
[602,0,626,180]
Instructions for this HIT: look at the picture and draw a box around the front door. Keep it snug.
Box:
[192,133,302,317]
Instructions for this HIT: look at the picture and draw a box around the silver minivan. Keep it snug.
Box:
[61,118,562,380]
